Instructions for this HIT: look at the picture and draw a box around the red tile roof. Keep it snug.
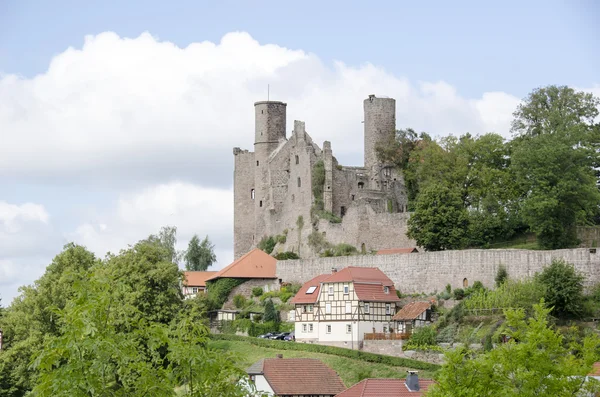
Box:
[249,357,346,396]
[290,274,331,304]
[206,249,277,281]
[376,248,419,255]
[183,271,218,287]
[335,378,435,397]
[393,302,432,321]
[589,362,600,376]
[291,267,400,303]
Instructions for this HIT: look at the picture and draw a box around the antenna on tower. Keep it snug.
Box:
[268,84,270,101]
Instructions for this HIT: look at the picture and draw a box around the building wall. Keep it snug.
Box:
[277,248,600,294]
[233,148,256,258]
[222,278,280,309]
[253,375,274,396]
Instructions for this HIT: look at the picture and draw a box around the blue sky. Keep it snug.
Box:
[0,0,598,305]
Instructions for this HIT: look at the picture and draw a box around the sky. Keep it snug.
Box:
[0,0,599,305]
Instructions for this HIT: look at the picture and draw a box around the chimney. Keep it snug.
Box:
[276,354,283,359]
[406,371,419,392]
[331,268,337,273]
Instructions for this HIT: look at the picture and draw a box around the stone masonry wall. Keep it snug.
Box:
[277,248,600,294]
[222,278,280,309]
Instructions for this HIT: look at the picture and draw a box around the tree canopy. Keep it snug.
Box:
[184,234,217,271]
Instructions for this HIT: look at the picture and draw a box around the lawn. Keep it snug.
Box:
[208,339,437,387]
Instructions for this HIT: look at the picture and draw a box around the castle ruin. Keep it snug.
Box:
[233,95,416,259]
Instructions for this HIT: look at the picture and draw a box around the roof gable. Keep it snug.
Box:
[262,358,345,395]
[183,271,218,287]
[206,249,277,281]
[291,274,330,304]
[335,378,435,397]
[393,302,432,321]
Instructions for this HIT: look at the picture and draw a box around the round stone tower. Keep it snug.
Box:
[363,95,396,178]
[253,101,287,238]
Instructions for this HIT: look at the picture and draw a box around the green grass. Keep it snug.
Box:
[485,233,541,250]
[209,339,437,387]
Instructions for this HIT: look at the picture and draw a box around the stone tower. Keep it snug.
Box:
[253,101,287,239]
[363,95,396,189]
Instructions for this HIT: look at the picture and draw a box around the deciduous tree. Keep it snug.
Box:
[184,234,217,271]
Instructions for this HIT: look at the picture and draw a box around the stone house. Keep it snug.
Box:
[181,271,217,299]
[290,267,400,349]
[245,355,346,397]
[393,301,432,334]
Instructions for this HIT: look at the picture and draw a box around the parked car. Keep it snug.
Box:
[258,332,276,339]
[284,331,295,341]
[269,332,290,340]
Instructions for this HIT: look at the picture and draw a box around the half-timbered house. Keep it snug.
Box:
[290,267,401,348]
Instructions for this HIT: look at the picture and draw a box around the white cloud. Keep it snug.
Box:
[69,181,234,267]
[0,31,530,184]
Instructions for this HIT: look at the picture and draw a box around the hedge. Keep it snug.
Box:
[209,334,440,371]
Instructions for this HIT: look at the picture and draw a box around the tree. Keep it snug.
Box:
[510,86,600,249]
[184,234,217,271]
[427,302,600,397]
[495,265,508,287]
[407,184,469,251]
[536,258,585,318]
[263,299,279,323]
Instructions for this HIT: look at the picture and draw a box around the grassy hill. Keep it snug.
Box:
[208,338,438,387]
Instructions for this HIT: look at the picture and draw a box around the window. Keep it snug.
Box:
[386,304,391,315]
[295,155,299,164]
[306,286,317,294]
[326,325,332,334]
[328,286,334,295]
[251,189,255,200]
[345,302,351,314]
[364,303,370,314]
[343,285,349,294]
[192,287,198,294]
[326,303,331,314]
[259,200,263,207]
[383,167,392,177]
[463,278,469,288]
[307,304,313,312]
[256,160,259,166]
[351,194,355,201]
[384,286,389,294]
[383,326,388,333]
[302,324,307,332]
[309,324,313,332]
[358,182,364,189]
[297,177,301,187]
[340,206,346,217]
[346,324,352,334]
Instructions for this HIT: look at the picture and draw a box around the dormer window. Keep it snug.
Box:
[384,286,389,294]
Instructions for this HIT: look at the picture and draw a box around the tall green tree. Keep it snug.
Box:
[426,302,600,397]
[407,184,469,251]
[536,258,585,318]
[184,235,217,271]
[510,86,600,248]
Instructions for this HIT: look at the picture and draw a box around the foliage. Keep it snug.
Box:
[321,243,359,257]
[311,160,326,211]
[210,334,440,371]
[251,287,264,297]
[307,230,331,253]
[257,236,277,254]
[427,302,600,397]
[452,288,465,300]
[408,326,437,348]
[233,294,247,309]
[407,184,469,251]
[142,225,179,263]
[206,278,246,310]
[436,323,457,343]
[536,258,585,318]
[273,251,299,260]
[312,209,342,224]
[263,299,280,323]
[184,234,217,271]
[495,265,508,287]
[483,333,493,352]
[462,279,545,313]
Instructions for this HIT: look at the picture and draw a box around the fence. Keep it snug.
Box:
[364,332,410,340]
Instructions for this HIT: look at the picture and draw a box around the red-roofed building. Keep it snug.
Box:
[392,301,432,334]
[245,355,346,397]
[335,373,435,397]
[290,267,401,348]
[182,271,218,299]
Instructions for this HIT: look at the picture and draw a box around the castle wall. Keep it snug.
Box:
[233,148,255,259]
[277,248,600,294]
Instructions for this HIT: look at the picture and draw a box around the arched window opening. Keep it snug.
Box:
[259,200,263,207]
[295,155,299,164]
[358,182,364,189]
[297,177,301,187]
[251,189,255,200]
[257,161,259,166]
[361,243,366,254]
[463,278,469,288]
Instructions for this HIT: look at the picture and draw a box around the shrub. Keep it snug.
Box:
[320,243,358,257]
[209,334,440,371]
[536,258,585,318]
[233,294,246,309]
[453,288,465,300]
[409,326,437,348]
[445,283,452,294]
[462,279,545,313]
[258,236,277,254]
[472,281,485,291]
[252,287,264,297]
[495,265,508,287]
[264,299,280,323]
[206,278,246,310]
[483,334,493,352]
[437,291,452,300]
[308,231,331,253]
[273,251,299,260]
[436,323,457,343]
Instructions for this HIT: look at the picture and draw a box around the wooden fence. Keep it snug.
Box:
[364,332,410,341]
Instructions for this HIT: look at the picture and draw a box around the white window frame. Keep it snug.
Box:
[328,285,334,295]
[302,324,307,333]
[326,325,332,334]
[344,285,349,294]
[364,303,370,314]
[308,304,313,312]
[309,323,313,332]
[325,303,331,314]
[192,287,198,294]
[384,286,389,294]
[345,302,351,314]
[346,324,352,334]
[386,304,391,315]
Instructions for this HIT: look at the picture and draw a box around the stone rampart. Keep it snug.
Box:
[277,248,600,293]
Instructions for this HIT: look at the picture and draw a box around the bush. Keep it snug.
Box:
[453,288,465,300]
[536,258,585,318]
[252,287,264,297]
[273,251,299,260]
[209,334,440,371]
[206,278,246,310]
[258,236,277,254]
[264,299,280,323]
[495,265,508,287]
[472,281,485,291]
[445,284,452,294]
[436,324,457,343]
[409,326,437,348]
[483,334,493,352]
[308,231,331,253]
[321,243,358,257]
[233,294,246,309]
[437,291,452,300]
[462,279,545,313]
